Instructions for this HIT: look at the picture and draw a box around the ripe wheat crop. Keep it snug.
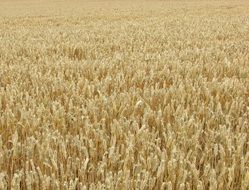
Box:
[0,0,249,189]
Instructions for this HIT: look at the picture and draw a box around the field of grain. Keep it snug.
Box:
[0,0,249,189]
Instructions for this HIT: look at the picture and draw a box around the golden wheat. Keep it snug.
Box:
[0,0,249,189]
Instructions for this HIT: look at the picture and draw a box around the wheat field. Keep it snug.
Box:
[0,0,249,189]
